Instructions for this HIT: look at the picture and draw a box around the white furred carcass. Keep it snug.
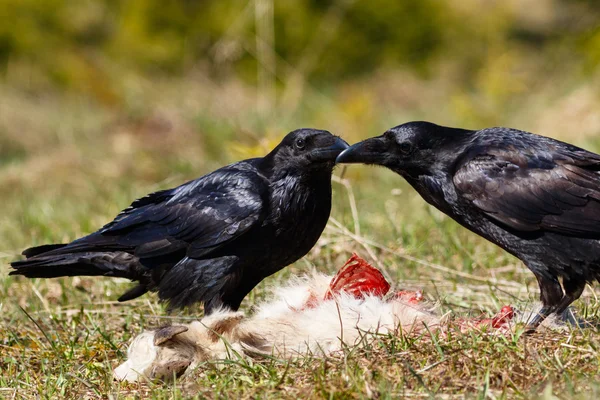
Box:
[114,254,514,382]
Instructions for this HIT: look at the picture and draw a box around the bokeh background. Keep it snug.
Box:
[2,1,600,397]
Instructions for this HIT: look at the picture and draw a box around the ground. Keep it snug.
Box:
[2,75,600,399]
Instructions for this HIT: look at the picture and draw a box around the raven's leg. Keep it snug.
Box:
[552,277,585,316]
[525,274,563,333]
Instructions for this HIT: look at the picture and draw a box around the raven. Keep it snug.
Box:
[337,121,600,331]
[11,129,348,314]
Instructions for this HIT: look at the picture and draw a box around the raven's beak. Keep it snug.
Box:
[335,136,387,165]
[311,137,350,161]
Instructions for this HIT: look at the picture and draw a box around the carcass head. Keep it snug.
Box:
[113,311,247,382]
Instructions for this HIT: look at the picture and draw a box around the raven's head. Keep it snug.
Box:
[336,121,473,179]
[265,128,349,173]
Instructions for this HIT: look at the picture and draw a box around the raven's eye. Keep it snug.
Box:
[295,138,305,150]
[398,142,413,155]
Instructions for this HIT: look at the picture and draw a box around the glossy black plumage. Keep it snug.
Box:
[11,129,348,314]
[337,121,600,331]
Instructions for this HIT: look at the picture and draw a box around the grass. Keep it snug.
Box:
[2,72,600,399]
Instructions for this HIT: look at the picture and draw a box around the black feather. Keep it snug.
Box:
[22,244,68,258]
[338,121,600,331]
[10,129,348,315]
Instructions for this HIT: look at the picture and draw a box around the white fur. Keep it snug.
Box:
[113,272,438,382]
[113,332,157,382]
[113,272,578,382]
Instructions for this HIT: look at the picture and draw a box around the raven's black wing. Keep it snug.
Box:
[13,164,269,309]
[26,163,269,261]
[99,164,269,259]
[453,136,600,235]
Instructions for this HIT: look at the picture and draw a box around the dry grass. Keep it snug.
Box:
[2,70,600,399]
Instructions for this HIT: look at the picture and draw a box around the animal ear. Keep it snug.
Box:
[204,312,245,341]
[153,325,189,346]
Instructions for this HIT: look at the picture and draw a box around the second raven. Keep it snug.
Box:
[337,121,600,331]
[11,129,348,314]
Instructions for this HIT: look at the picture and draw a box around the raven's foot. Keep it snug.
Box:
[524,306,553,333]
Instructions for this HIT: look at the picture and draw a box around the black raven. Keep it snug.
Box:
[11,129,348,314]
[337,121,600,331]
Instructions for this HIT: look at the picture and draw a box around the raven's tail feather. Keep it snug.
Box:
[22,244,69,258]
[10,252,141,280]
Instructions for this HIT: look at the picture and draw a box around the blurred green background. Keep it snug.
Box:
[1,0,600,265]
